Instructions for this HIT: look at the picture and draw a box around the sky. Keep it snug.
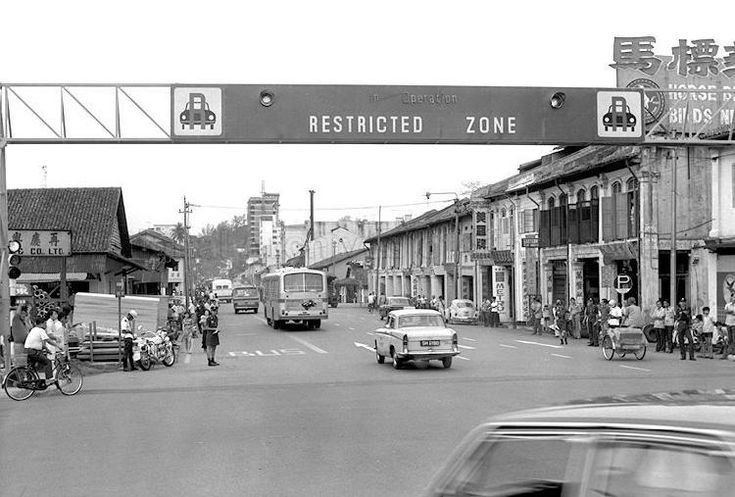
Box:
[3,0,733,234]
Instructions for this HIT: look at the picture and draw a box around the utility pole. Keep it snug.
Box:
[670,151,677,307]
[179,197,193,309]
[375,205,382,296]
[455,199,461,301]
[0,84,11,368]
[307,189,315,267]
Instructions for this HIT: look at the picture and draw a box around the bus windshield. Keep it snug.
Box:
[284,273,324,292]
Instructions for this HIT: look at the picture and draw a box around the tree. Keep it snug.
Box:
[172,223,187,243]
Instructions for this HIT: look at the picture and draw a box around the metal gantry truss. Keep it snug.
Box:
[1,84,172,144]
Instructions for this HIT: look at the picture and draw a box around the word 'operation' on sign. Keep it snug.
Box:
[170,85,644,145]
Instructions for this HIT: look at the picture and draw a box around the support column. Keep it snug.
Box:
[542,262,553,305]
[571,260,584,303]
[639,150,660,312]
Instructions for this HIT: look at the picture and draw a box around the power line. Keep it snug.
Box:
[191,199,455,212]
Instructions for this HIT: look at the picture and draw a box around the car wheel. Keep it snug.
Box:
[634,345,646,360]
[375,342,385,364]
[442,356,453,369]
[391,349,403,370]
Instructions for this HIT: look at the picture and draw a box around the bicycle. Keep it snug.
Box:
[2,350,83,401]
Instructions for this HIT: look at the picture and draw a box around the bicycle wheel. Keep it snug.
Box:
[55,362,83,396]
[4,367,37,401]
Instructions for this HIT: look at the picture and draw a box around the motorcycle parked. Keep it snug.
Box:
[133,328,176,370]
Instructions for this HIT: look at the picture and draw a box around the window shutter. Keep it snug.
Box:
[568,205,579,244]
[615,192,628,240]
[590,200,599,244]
[602,197,615,241]
[539,210,551,247]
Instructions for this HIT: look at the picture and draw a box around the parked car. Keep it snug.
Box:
[378,296,414,320]
[232,285,259,314]
[448,299,477,324]
[424,390,735,497]
[374,309,459,369]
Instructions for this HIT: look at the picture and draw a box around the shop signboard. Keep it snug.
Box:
[612,36,735,135]
[521,237,539,248]
[9,230,72,256]
[492,266,511,322]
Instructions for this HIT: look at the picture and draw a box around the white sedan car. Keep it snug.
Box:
[374,309,459,369]
[448,299,478,324]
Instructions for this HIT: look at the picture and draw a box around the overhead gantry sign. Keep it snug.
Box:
[1,84,645,145]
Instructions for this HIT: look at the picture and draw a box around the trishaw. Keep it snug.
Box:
[601,326,647,360]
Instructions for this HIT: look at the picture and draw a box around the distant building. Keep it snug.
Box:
[246,191,283,267]
[129,229,185,295]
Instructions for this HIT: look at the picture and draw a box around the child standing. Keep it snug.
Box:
[181,311,195,355]
[700,307,715,359]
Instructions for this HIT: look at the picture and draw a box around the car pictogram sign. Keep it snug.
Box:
[597,90,642,139]
[173,87,222,136]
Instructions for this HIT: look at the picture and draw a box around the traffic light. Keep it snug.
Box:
[8,240,22,279]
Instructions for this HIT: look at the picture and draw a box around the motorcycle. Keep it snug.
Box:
[133,327,176,370]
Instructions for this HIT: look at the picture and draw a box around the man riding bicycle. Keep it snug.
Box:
[23,314,65,381]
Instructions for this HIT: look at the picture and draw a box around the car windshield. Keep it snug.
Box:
[233,288,257,297]
[398,315,444,328]
[389,297,411,306]
[434,435,573,497]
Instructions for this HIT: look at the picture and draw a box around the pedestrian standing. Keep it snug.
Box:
[676,299,695,361]
[437,296,447,321]
[490,297,500,327]
[553,299,565,331]
[542,304,551,334]
[598,298,610,342]
[569,298,582,339]
[367,292,375,312]
[181,312,195,355]
[480,298,490,327]
[121,310,138,371]
[556,309,569,345]
[532,298,543,335]
[584,298,599,346]
[200,309,209,351]
[204,309,220,366]
[651,299,666,352]
[663,299,675,353]
[724,293,735,360]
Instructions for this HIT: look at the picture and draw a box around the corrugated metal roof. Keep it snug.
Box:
[364,199,472,243]
[309,248,368,270]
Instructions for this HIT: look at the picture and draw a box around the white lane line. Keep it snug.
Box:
[499,344,518,349]
[515,340,564,349]
[184,353,192,364]
[456,355,470,361]
[232,333,257,336]
[257,318,268,326]
[349,327,355,331]
[334,323,341,327]
[354,342,375,352]
[551,353,573,359]
[366,331,376,336]
[619,365,651,372]
[286,334,328,354]
[461,337,477,342]
[458,344,476,350]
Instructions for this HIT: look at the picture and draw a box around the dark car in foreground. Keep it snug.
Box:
[424,390,735,497]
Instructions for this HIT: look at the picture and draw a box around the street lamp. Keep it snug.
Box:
[426,191,461,302]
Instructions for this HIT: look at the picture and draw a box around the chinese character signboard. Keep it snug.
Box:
[171,85,644,145]
[10,230,72,256]
[612,36,735,135]
[521,237,539,248]
[492,266,511,322]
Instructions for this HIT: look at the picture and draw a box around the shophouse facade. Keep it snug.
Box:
[365,201,474,302]
[473,144,721,324]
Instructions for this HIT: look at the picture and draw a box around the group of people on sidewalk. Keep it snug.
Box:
[525,293,735,360]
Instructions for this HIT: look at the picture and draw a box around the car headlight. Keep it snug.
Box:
[180,112,187,120]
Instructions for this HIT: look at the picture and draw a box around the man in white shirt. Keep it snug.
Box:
[121,310,138,371]
[24,315,64,380]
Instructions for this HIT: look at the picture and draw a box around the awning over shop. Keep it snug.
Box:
[599,241,637,265]
[470,250,514,266]
[16,272,90,283]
